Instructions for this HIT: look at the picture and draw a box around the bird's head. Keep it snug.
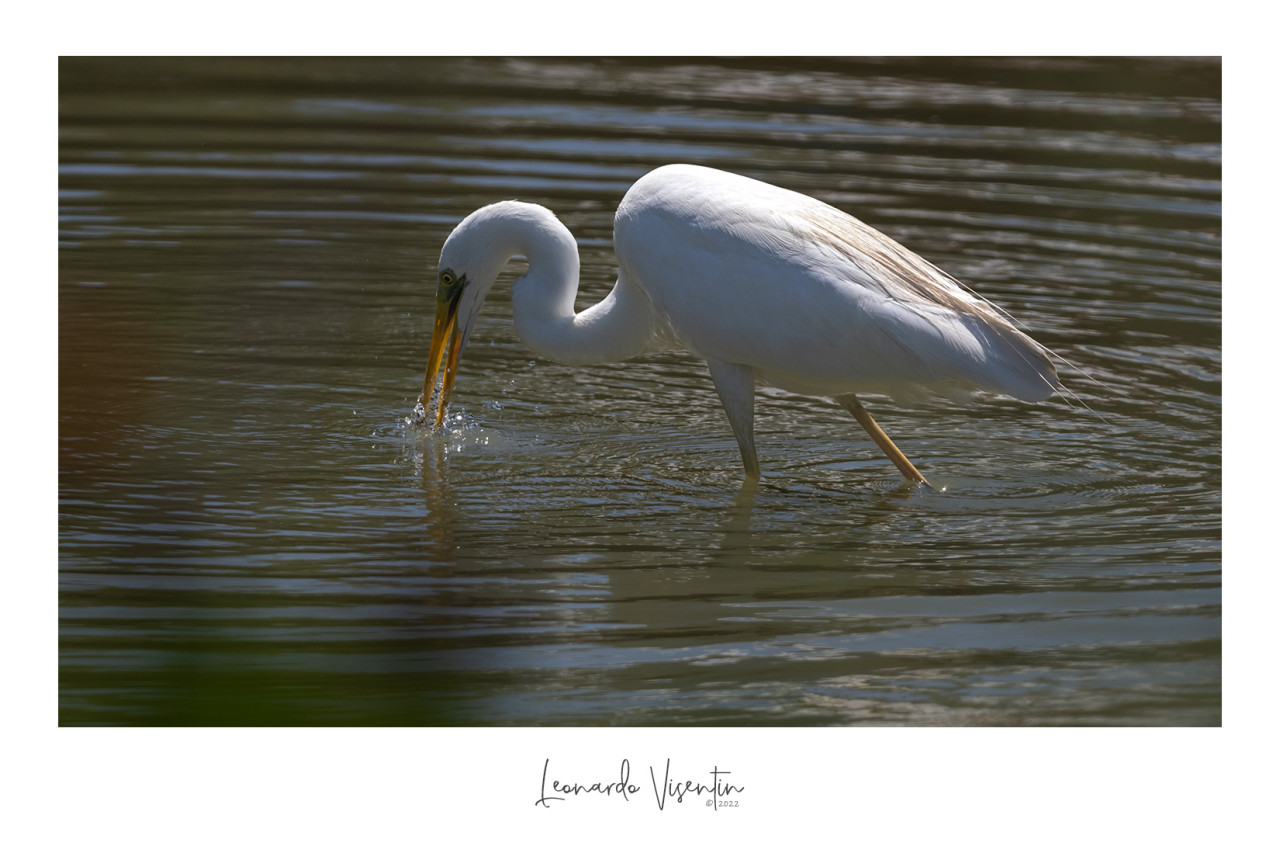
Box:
[420,202,529,428]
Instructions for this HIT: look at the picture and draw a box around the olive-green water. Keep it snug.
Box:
[59,57,1220,725]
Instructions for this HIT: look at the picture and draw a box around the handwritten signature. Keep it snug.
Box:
[535,758,744,810]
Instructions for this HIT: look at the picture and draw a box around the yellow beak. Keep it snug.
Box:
[420,281,465,429]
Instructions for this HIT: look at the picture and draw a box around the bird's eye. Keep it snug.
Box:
[440,271,455,287]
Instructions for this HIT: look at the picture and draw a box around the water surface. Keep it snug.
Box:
[59,57,1221,725]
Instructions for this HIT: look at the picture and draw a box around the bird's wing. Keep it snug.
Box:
[615,166,1059,402]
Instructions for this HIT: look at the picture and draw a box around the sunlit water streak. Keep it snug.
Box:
[59,57,1219,726]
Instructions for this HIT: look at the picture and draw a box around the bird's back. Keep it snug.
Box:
[613,164,1059,403]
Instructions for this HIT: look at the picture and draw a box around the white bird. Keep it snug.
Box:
[420,164,1059,488]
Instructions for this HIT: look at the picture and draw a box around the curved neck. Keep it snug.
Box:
[497,206,658,366]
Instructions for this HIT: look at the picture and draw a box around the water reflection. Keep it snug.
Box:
[415,431,458,557]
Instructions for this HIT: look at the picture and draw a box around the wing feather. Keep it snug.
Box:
[615,165,1060,402]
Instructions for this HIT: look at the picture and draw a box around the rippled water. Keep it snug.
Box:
[59,57,1220,725]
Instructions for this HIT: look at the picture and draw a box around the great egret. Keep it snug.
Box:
[420,164,1059,488]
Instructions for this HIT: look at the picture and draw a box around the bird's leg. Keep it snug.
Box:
[836,393,932,488]
[706,359,761,480]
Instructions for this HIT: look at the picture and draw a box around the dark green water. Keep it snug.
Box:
[59,57,1220,725]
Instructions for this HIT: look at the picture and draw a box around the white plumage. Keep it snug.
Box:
[421,164,1059,487]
